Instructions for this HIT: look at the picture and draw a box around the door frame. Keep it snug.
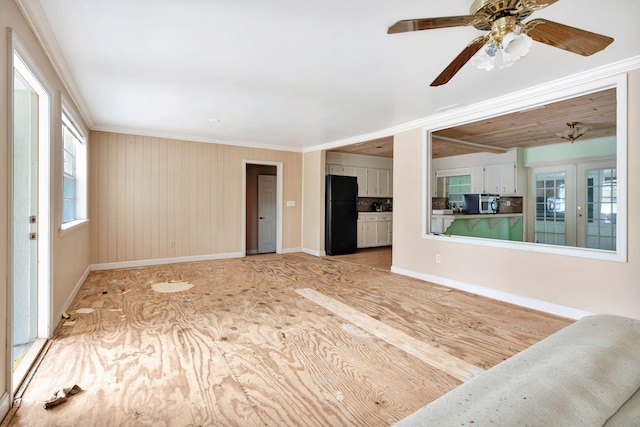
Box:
[8,32,53,396]
[242,160,283,256]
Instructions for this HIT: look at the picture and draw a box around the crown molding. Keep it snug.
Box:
[15,0,95,128]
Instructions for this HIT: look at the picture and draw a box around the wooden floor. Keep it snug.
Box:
[6,253,571,426]
[328,247,392,271]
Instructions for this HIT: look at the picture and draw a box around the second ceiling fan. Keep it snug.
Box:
[388,0,614,86]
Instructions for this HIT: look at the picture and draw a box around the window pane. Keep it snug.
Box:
[63,175,75,199]
[585,168,616,250]
[62,199,75,222]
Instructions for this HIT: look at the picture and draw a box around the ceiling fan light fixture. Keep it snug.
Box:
[472,26,532,71]
[471,40,498,70]
[501,30,533,63]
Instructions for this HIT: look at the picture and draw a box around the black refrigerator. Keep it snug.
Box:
[325,174,358,255]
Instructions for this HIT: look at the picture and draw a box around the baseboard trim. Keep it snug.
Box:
[300,248,324,257]
[390,266,592,320]
[281,247,302,254]
[91,252,244,271]
[0,391,11,423]
[53,264,92,334]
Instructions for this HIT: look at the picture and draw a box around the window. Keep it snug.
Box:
[436,175,471,209]
[61,111,87,226]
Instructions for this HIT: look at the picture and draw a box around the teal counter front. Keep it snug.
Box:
[433,214,523,241]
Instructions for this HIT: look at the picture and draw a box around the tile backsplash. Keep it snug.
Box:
[358,197,393,212]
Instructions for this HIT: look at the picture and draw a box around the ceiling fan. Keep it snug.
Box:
[388,0,614,86]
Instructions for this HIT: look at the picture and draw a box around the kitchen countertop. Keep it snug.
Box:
[432,213,521,219]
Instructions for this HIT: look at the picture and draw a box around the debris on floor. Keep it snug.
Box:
[42,384,82,409]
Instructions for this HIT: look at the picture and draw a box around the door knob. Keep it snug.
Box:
[259,217,265,219]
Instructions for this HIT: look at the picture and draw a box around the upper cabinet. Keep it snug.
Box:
[484,162,517,195]
[367,168,391,197]
[327,163,392,198]
[432,149,523,197]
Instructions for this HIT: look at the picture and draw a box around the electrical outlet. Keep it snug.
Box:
[169,241,175,248]
[436,253,441,263]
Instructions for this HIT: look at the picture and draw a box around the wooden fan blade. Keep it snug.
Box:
[388,15,484,34]
[525,19,614,56]
[431,35,489,87]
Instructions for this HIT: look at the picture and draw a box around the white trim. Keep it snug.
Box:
[14,0,94,128]
[305,56,640,154]
[0,392,10,422]
[390,266,593,320]
[58,218,89,236]
[90,252,244,271]
[523,154,616,168]
[281,247,303,254]
[301,248,324,257]
[242,160,284,256]
[423,73,628,263]
[55,265,91,325]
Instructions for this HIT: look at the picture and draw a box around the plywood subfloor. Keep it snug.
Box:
[5,253,571,426]
[328,246,392,271]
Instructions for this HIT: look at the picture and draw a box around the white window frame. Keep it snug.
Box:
[422,74,627,263]
[60,107,88,233]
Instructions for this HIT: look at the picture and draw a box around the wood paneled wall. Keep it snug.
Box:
[89,131,302,264]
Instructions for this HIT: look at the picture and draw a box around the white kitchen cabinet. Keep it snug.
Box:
[357,220,366,248]
[471,166,484,193]
[328,163,392,197]
[484,162,517,195]
[355,167,368,197]
[377,220,391,246]
[342,165,357,177]
[358,213,392,248]
[363,222,378,247]
[367,169,391,197]
[431,215,455,234]
[329,164,342,175]
[500,162,517,194]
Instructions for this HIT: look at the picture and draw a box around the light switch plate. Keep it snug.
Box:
[286,201,296,207]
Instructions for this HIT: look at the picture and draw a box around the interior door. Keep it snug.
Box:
[257,175,276,253]
[12,63,40,379]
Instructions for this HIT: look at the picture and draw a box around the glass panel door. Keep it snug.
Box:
[577,163,617,250]
[529,166,576,246]
[12,65,39,375]
[12,49,50,392]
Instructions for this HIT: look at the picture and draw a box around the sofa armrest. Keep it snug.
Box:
[394,315,640,427]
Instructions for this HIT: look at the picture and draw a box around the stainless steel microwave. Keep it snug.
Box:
[462,194,500,214]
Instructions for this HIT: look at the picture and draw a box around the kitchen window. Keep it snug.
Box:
[435,169,472,209]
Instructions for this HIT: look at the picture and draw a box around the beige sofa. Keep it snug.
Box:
[394,314,640,426]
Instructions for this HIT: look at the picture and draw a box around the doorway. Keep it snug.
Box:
[11,49,51,391]
[244,162,282,255]
[528,160,616,250]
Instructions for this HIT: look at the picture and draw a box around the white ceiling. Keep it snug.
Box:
[24,0,640,151]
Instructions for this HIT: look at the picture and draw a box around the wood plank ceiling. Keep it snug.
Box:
[330,88,616,159]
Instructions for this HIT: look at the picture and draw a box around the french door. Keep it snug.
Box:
[529,161,616,250]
